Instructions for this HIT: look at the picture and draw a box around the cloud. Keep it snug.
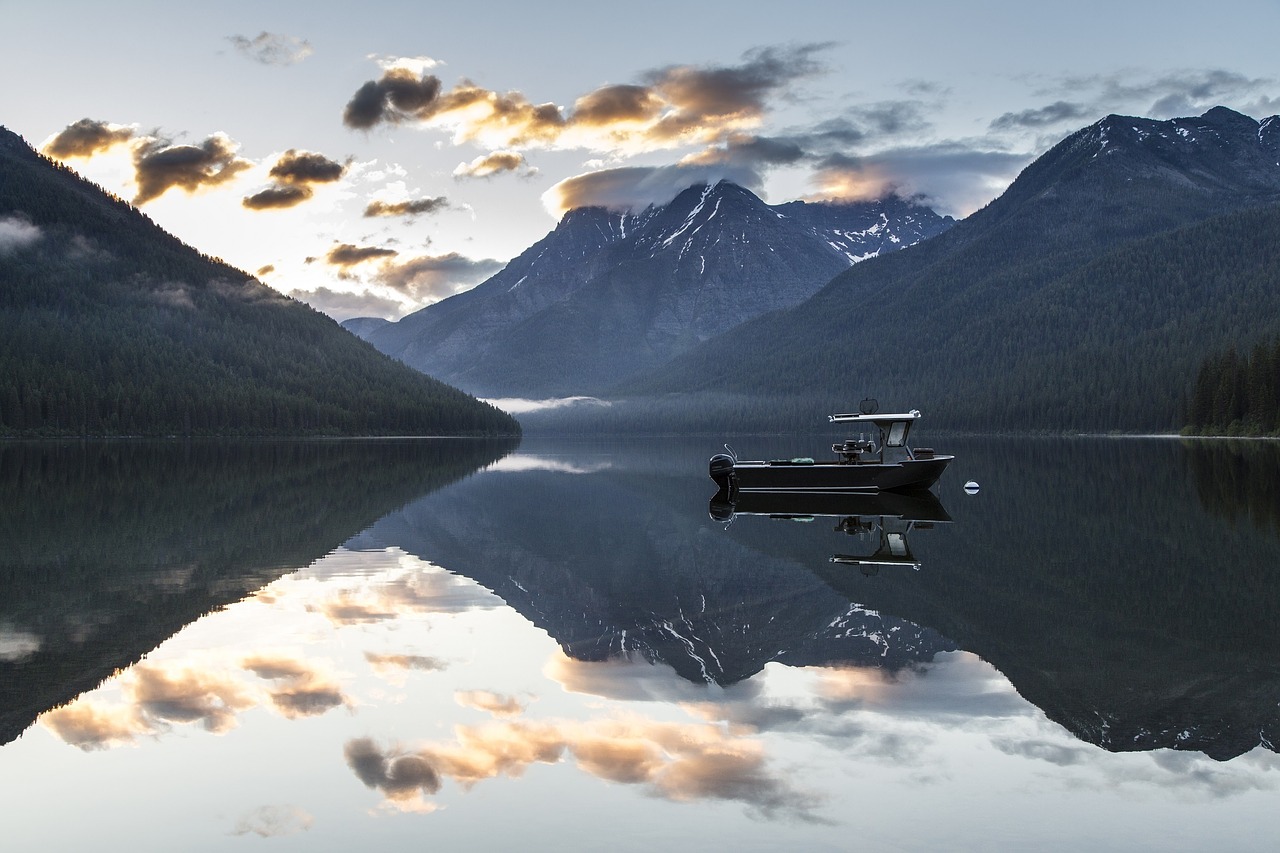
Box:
[342,44,831,154]
[373,252,504,301]
[0,216,42,256]
[365,652,448,673]
[344,68,445,130]
[344,718,823,820]
[40,656,351,750]
[453,150,536,179]
[807,144,1031,216]
[243,149,347,211]
[270,150,346,184]
[242,653,350,719]
[309,569,503,626]
[42,118,135,159]
[231,805,314,838]
[243,184,313,210]
[256,264,275,276]
[364,196,449,218]
[990,100,1093,131]
[288,286,407,321]
[544,164,762,214]
[227,32,313,66]
[456,690,527,717]
[133,133,253,205]
[325,243,399,268]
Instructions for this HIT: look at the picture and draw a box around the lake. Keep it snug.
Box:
[2,434,1279,851]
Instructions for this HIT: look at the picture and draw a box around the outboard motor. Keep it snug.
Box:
[709,453,736,491]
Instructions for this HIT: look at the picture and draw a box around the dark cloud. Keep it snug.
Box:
[242,150,346,212]
[43,118,135,159]
[325,243,399,267]
[846,101,931,138]
[132,133,253,205]
[645,43,831,140]
[243,184,313,210]
[990,100,1092,130]
[345,737,443,799]
[1046,69,1276,121]
[571,84,665,126]
[364,196,449,218]
[227,32,313,66]
[374,253,504,300]
[993,738,1090,767]
[269,149,346,184]
[344,68,444,129]
[453,150,535,179]
[546,163,763,214]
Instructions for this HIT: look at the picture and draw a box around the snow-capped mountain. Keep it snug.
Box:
[347,181,953,397]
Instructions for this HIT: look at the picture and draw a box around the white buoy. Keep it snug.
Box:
[963,480,980,494]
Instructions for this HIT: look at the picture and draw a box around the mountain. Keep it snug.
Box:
[618,107,1280,433]
[0,126,518,436]
[347,182,953,397]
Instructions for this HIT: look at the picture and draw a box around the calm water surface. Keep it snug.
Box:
[2,435,1279,851]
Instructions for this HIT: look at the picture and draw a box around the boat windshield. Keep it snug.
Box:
[886,421,908,446]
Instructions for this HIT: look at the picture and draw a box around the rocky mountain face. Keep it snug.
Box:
[347,182,952,397]
[624,106,1280,433]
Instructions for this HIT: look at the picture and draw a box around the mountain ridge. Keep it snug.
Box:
[348,181,953,396]
[613,106,1280,433]
[0,126,519,436]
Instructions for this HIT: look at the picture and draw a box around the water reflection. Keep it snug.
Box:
[0,438,515,744]
[5,436,1280,848]
[710,489,951,573]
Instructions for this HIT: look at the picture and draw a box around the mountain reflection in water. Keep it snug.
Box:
[4,435,1280,849]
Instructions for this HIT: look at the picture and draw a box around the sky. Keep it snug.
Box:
[3,0,1279,321]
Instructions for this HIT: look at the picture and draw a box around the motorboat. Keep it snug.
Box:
[708,400,953,495]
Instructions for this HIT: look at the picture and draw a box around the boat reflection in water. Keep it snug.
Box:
[709,488,951,574]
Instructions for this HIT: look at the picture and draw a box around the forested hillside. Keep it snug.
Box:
[0,127,519,436]
[612,107,1280,434]
[1186,337,1280,435]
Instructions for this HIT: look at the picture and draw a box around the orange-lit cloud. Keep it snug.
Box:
[309,570,503,626]
[372,252,504,301]
[363,196,449,218]
[42,118,135,159]
[344,718,823,820]
[243,149,348,211]
[455,690,526,717]
[343,45,828,156]
[242,653,351,719]
[243,184,314,210]
[452,150,535,179]
[40,655,352,749]
[133,133,253,205]
[324,243,399,268]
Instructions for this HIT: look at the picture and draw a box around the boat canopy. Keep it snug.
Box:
[828,409,922,449]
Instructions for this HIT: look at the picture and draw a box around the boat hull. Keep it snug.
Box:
[710,455,952,494]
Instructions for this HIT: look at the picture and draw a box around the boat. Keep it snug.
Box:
[708,399,952,495]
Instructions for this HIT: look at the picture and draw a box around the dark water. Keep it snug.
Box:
[2,435,1279,850]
